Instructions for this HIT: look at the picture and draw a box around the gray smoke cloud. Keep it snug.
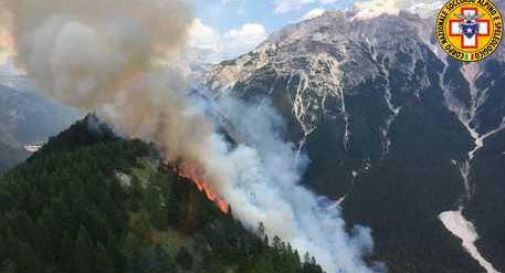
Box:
[2,0,192,108]
[0,0,383,272]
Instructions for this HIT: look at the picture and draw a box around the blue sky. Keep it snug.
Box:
[0,0,436,67]
[187,0,440,62]
[193,0,352,33]
[188,0,357,62]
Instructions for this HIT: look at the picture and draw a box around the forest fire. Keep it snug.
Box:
[0,33,13,49]
[177,162,230,214]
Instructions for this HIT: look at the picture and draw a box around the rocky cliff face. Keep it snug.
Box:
[204,10,505,273]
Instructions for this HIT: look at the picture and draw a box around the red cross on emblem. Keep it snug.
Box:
[449,7,491,49]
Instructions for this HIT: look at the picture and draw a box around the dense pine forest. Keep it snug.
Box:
[0,116,324,273]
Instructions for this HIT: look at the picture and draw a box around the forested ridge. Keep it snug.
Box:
[0,116,324,273]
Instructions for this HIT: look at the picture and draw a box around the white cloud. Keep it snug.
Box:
[274,0,315,13]
[353,0,443,19]
[273,0,341,13]
[408,1,444,17]
[225,23,267,50]
[188,19,267,64]
[300,8,326,21]
[273,0,441,17]
[189,19,221,51]
[353,0,400,19]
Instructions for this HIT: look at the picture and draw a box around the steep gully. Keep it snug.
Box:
[439,59,503,273]
[237,36,503,272]
[288,42,504,272]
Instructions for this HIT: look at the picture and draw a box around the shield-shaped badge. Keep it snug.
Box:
[461,22,478,39]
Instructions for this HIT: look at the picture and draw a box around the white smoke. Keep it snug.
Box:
[209,97,384,273]
[0,0,382,272]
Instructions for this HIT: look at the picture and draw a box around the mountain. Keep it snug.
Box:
[0,141,28,170]
[205,11,505,273]
[0,83,80,170]
[0,116,325,273]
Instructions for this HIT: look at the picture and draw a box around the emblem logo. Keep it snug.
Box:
[436,0,503,62]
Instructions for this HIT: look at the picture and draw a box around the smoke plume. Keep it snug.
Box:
[0,0,382,272]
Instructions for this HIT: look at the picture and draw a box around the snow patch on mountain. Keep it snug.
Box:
[205,10,505,272]
[437,39,505,273]
[439,210,502,273]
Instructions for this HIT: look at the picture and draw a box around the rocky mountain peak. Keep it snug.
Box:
[203,8,505,273]
[206,11,436,138]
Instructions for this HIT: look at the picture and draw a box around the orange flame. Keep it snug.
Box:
[178,162,229,214]
[0,33,13,49]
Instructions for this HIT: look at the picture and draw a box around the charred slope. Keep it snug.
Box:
[206,10,505,273]
[0,117,324,273]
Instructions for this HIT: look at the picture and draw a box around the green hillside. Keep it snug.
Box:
[0,116,324,273]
